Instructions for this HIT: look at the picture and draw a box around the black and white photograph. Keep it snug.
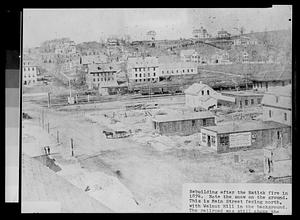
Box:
[21,7,292,213]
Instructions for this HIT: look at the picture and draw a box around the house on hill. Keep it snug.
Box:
[185,81,235,110]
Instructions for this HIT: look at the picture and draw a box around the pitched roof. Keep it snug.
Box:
[184,82,209,95]
[202,120,290,134]
[152,111,215,123]
[250,68,292,82]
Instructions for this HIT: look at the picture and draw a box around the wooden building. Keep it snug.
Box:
[200,120,291,153]
[152,111,216,136]
[220,91,264,108]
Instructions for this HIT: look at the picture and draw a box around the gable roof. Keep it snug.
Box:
[184,82,210,95]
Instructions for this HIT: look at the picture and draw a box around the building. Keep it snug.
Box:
[152,111,216,136]
[159,62,197,78]
[217,30,231,39]
[146,30,156,41]
[86,63,120,89]
[264,143,292,178]
[127,56,159,83]
[180,49,195,62]
[233,36,258,46]
[185,82,235,110]
[200,120,291,153]
[221,91,264,108]
[23,60,38,86]
[261,85,292,126]
[81,54,108,72]
[251,69,292,92]
[193,27,210,39]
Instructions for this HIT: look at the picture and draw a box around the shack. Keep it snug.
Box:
[220,90,264,108]
[152,111,216,136]
[200,120,291,153]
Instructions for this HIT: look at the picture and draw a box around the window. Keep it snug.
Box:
[135,68,137,72]
[140,74,142,77]
[135,74,138,77]
[203,119,207,126]
[162,71,164,74]
[220,135,229,146]
[207,90,210,95]
[251,99,254,105]
[192,120,195,126]
[167,70,169,74]
[269,110,272,118]
[202,90,204,95]
[153,67,156,71]
[93,78,96,82]
[240,101,242,107]
[245,100,248,106]
[148,78,150,81]
[211,136,216,146]
[153,73,156,76]
[144,73,146,77]
[187,69,189,73]
[139,68,141,71]
[135,79,138,82]
[284,112,287,121]
[98,78,100,81]
[183,70,185,73]
[276,96,279,103]
[191,69,193,72]
[176,70,179,73]
[277,131,281,139]
[32,67,34,71]
[202,133,206,143]
[258,99,261,104]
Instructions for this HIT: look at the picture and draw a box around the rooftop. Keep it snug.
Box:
[221,90,264,97]
[184,82,210,95]
[152,111,215,123]
[202,120,290,134]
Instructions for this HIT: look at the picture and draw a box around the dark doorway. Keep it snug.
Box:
[207,135,211,147]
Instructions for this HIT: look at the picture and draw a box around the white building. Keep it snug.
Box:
[261,85,292,126]
[185,81,235,110]
[159,62,197,77]
[23,60,38,86]
[233,36,258,46]
[86,63,120,89]
[180,49,195,62]
[127,56,159,83]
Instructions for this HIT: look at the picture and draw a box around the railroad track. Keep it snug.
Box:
[23,93,185,108]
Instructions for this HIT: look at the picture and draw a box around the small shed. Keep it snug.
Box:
[152,111,216,136]
[200,120,291,153]
[221,90,264,108]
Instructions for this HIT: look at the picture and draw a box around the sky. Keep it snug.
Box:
[23,6,292,48]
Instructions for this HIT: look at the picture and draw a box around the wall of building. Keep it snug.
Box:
[154,117,215,136]
[212,127,291,153]
[262,106,292,126]
[87,70,117,89]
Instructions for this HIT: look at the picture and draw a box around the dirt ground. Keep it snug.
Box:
[22,96,284,213]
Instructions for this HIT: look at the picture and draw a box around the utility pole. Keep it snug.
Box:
[70,138,74,157]
[47,122,50,133]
